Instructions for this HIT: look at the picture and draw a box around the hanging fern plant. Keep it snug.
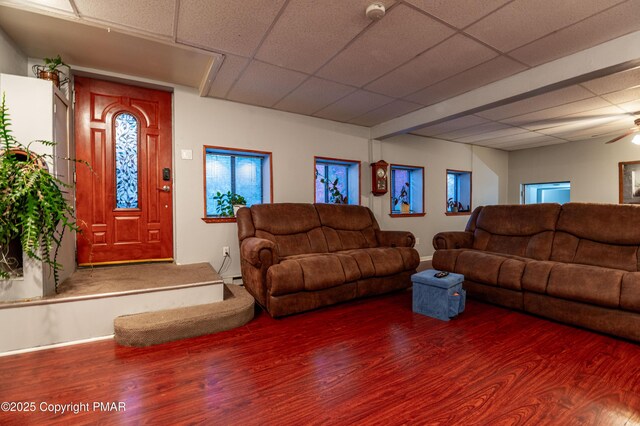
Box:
[0,93,81,290]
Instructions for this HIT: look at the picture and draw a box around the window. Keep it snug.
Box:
[115,112,139,209]
[446,170,472,214]
[522,181,570,204]
[390,164,425,216]
[314,157,360,205]
[203,146,272,222]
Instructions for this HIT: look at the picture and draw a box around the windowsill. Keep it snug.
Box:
[445,211,471,216]
[202,217,237,223]
[389,212,426,218]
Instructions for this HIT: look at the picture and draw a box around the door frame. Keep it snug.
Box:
[71,72,176,266]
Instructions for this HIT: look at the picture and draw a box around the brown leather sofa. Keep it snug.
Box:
[432,202,640,342]
[237,203,420,317]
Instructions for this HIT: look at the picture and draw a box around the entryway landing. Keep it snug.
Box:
[0,262,224,354]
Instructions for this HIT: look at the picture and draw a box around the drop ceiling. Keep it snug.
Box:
[1,0,640,150]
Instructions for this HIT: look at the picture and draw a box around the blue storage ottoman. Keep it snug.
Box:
[411,269,466,321]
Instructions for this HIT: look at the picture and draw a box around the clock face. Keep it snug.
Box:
[376,168,386,178]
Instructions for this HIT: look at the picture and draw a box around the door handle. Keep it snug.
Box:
[157,185,171,192]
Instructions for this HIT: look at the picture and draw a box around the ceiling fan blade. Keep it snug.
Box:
[591,126,637,139]
[605,129,637,144]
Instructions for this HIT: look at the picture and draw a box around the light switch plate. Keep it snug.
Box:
[180,149,193,160]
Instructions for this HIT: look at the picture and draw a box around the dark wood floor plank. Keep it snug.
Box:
[1,290,639,425]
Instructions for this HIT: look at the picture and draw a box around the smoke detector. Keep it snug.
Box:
[366,2,386,20]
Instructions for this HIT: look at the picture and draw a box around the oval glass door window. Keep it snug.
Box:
[115,112,139,209]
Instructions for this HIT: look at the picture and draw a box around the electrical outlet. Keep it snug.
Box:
[223,246,230,256]
[415,238,420,245]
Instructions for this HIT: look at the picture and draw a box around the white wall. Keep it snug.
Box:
[173,87,371,276]
[372,134,509,259]
[0,27,26,76]
[508,138,640,204]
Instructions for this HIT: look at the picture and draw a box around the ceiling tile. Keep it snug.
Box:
[436,122,515,141]
[478,131,558,147]
[558,119,633,141]
[617,100,640,114]
[365,34,497,98]
[74,0,176,37]
[273,77,357,115]
[475,85,595,120]
[406,56,527,106]
[256,0,395,74]
[316,4,455,87]
[208,55,249,98]
[601,86,640,105]
[15,0,74,13]
[535,116,630,138]
[176,0,286,56]
[455,125,529,143]
[226,61,308,108]
[413,115,492,137]
[502,139,567,151]
[521,106,629,132]
[405,0,511,28]
[509,1,640,67]
[500,97,614,128]
[348,100,422,126]
[582,66,640,95]
[313,90,394,123]
[465,0,625,52]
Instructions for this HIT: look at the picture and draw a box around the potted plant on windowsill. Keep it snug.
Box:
[213,191,247,217]
[315,170,348,204]
[393,182,411,214]
[32,54,69,88]
[0,94,80,289]
[447,198,463,213]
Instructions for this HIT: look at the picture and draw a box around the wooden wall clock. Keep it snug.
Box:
[371,160,389,196]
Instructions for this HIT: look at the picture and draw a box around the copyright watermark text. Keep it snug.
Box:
[1,401,125,414]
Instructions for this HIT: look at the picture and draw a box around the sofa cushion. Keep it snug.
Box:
[621,273,640,313]
[267,254,361,296]
[315,204,379,251]
[556,203,640,245]
[551,231,639,272]
[337,247,417,278]
[455,251,504,286]
[552,203,640,271]
[472,204,560,260]
[251,203,329,257]
[475,203,560,236]
[432,249,467,272]
[521,261,556,294]
[546,263,623,309]
[497,258,528,291]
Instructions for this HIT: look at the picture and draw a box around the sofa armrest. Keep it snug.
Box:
[376,230,416,248]
[240,237,279,268]
[432,231,474,250]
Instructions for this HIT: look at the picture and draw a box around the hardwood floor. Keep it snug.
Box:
[1,290,640,425]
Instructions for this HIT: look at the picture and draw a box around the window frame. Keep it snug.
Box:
[521,181,571,205]
[445,169,472,216]
[314,156,361,206]
[389,163,426,218]
[202,145,273,223]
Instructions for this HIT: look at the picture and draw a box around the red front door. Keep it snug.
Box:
[74,77,173,265]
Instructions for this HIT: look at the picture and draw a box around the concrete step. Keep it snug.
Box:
[114,284,254,347]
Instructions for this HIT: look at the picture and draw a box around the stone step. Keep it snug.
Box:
[114,284,254,347]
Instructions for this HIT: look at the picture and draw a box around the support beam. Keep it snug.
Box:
[198,54,225,97]
[371,31,640,140]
